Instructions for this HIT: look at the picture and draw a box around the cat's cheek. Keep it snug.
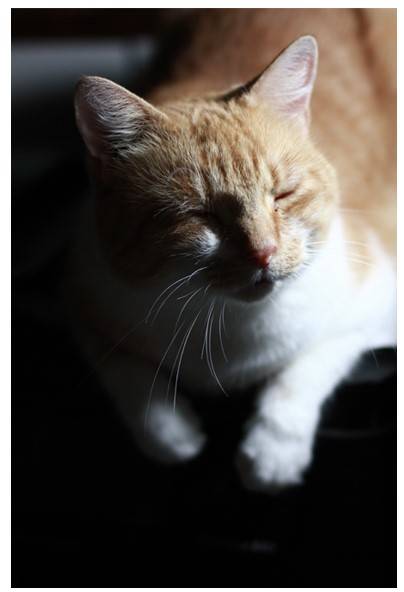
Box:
[269,241,303,278]
[274,220,311,274]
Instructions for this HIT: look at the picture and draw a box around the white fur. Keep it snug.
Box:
[198,227,220,257]
[139,399,206,463]
[71,203,396,489]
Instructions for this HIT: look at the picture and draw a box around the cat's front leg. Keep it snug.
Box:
[237,334,365,491]
[96,350,207,464]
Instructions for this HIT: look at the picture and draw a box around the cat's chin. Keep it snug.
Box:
[232,278,276,303]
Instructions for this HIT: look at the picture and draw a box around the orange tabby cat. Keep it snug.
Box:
[71,9,396,490]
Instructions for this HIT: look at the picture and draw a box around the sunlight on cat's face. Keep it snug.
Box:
[75,36,338,302]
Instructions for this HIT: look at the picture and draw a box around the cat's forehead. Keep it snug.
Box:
[159,99,310,204]
[188,101,261,157]
[183,100,274,197]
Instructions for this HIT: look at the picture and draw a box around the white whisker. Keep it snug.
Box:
[174,287,202,332]
[308,239,369,248]
[203,300,228,396]
[201,300,212,361]
[218,302,228,362]
[346,257,375,268]
[370,348,380,369]
[144,320,185,431]
[177,290,197,300]
[172,310,202,412]
[149,266,208,325]
[221,301,228,337]
[307,246,373,264]
[76,318,144,387]
[145,273,193,324]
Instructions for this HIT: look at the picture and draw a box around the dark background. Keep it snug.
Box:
[12,9,397,587]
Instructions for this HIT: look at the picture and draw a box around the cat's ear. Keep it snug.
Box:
[241,36,318,132]
[75,76,167,161]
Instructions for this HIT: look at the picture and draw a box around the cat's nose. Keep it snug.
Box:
[250,244,277,269]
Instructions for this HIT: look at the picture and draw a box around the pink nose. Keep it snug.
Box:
[250,244,277,269]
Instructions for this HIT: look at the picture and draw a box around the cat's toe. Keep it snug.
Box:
[161,422,206,463]
[137,402,207,464]
[236,419,312,492]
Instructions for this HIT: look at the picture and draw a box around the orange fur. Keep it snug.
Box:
[76,9,395,293]
[149,9,396,265]
[70,11,396,482]
[88,93,337,293]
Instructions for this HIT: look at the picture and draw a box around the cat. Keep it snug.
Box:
[70,9,396,491]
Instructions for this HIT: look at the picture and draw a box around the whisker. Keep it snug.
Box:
[221,301,228,337]
[203,282,212,297]
[268,293,282,312]
[145,273,193,324]
[207,303,228,397]
[308,239,370,248]
[338,207,365,213]
[218,302,228,362]
[206,301,215,375]
[166,318,195,407]
[144,321,185,431]
[201,299,213,361]
[338,207,384,214]
[174,287,202,332]
[346,257,375,268]
[199,285,212,360]
[370,348,380,369]
[172,310,202,412]
[150,279,191,325]
[149,266,208,325]
[177,290,197,300]
[75,318,144,388]
[307,246,373,263]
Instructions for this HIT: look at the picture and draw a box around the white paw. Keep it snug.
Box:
[237,417,313,491]
[137,400,206,464]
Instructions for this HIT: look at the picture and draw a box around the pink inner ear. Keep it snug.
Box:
[75,76,169,162]
[250,36,318,127]
[301,52,315,86]
[75,95,105,159]
[284,95,309,115]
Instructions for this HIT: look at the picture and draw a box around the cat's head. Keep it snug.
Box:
[75,36,338,302]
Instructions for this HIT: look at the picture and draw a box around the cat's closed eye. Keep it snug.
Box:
[189,209,218,224]
[274,190,295,201]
